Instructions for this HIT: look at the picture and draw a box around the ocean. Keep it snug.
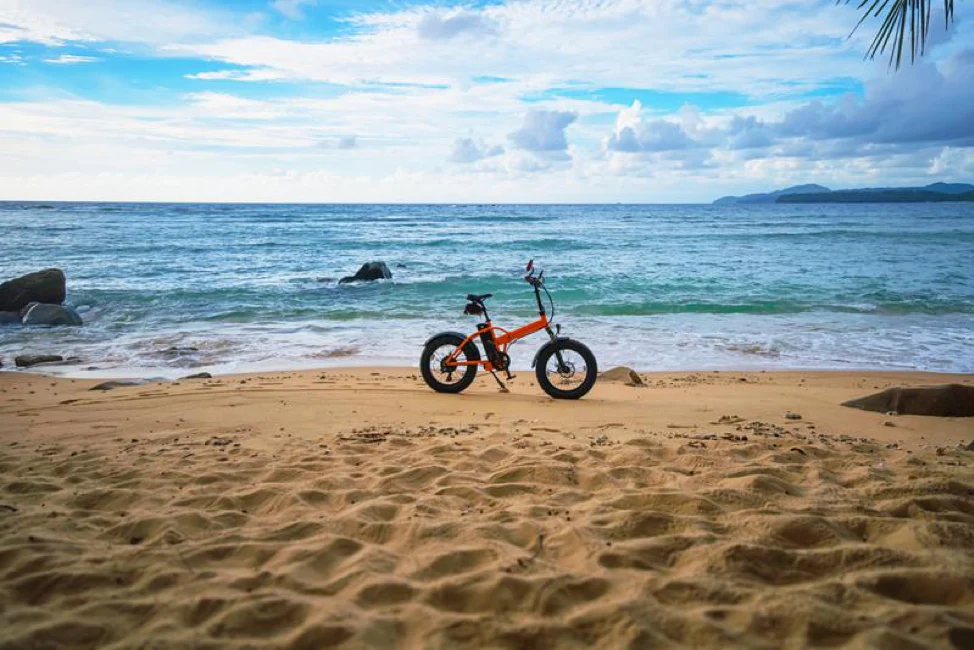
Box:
[1,202,972,377]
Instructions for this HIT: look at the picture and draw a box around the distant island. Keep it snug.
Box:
[714,182,974,205]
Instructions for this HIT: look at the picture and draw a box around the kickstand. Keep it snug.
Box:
[489,370,509,393]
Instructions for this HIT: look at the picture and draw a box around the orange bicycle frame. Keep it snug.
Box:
[446,314,549,372]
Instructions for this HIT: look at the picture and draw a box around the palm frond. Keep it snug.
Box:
[841,0,955,68]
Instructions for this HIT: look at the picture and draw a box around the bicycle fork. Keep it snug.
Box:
[547,324,570,374]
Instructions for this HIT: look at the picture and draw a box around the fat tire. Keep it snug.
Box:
[421,333,480,394]
[535,339,597,400]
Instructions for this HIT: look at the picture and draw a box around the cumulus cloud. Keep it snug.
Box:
[603,47,974,165]
[778,50,974,147]
[726,116,774,150]
[609,120,695,152]
[417,11,497,40]
[508,110,577,152]
[606,101,697,152]
[449,137,504,163]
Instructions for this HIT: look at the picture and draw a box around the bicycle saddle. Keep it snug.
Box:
[466,293,493,302]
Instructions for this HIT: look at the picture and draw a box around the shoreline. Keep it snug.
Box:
[5,359,973,381]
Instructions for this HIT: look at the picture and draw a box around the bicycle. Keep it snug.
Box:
[420,261,598,399]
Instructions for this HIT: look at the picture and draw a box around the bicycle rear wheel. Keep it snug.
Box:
[420,333,480,393]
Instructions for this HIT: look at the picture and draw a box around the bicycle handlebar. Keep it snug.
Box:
[524,259,544,287]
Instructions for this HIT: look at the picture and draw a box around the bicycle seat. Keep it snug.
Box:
[466,293,492,302]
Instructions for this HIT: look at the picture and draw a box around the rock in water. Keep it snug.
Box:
[842,384,974,418]
[15,354,64,368]
[0,269,66,312]
[339,262,392,284]
[0,311,20,325]
[21,303,83,326]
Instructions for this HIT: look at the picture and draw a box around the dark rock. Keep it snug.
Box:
[156,346,198,358]
[181,372,212,380]
[842,384,974,418]
[339,261,392,284]
[0,311,21,325]
[21,303,83,326]
[784,411,802,420]
[15,354,64,368]
[600,366,643,385]
[0,269,66,312]
[90,379,149,391]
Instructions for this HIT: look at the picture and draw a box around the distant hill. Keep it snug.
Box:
[780,189,974,203]
[714,182,974,205]
[714,184,831,205]
[920,182,974,195]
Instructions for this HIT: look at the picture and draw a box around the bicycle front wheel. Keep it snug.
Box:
[535,339,597,399]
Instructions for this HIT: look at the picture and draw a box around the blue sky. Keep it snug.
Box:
[0,0,972,202]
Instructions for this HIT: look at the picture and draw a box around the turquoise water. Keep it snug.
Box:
[1,201,972,375]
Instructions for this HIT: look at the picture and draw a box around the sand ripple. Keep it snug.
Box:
[1,429,973,649]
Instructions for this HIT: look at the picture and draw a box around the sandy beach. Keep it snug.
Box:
[1,367,972,649]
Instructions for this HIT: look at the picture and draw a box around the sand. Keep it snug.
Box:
[1,367,973,649]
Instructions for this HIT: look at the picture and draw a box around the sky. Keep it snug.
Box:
[1,0,973,203]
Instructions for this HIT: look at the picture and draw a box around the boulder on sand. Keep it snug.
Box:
[600,366,645,386]
[842,384,974,418]
[339,262,392,284]
[90,379,150,391]
[15,354,64,368]
[21,303,83,326]
[0,269,66,312]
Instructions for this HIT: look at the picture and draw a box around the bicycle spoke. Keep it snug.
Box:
[430,346,467,386]
[546,350,586,388]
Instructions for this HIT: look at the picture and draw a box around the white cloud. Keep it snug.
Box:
[160,0,882,95]
[449,137,504,163]
[272,0,314,21]
[417,10,497,40]
[508,110,577,152]
[43,54,99,64]
[0,0,234,45]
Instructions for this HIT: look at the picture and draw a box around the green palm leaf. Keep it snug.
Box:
[842,0,955,67]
